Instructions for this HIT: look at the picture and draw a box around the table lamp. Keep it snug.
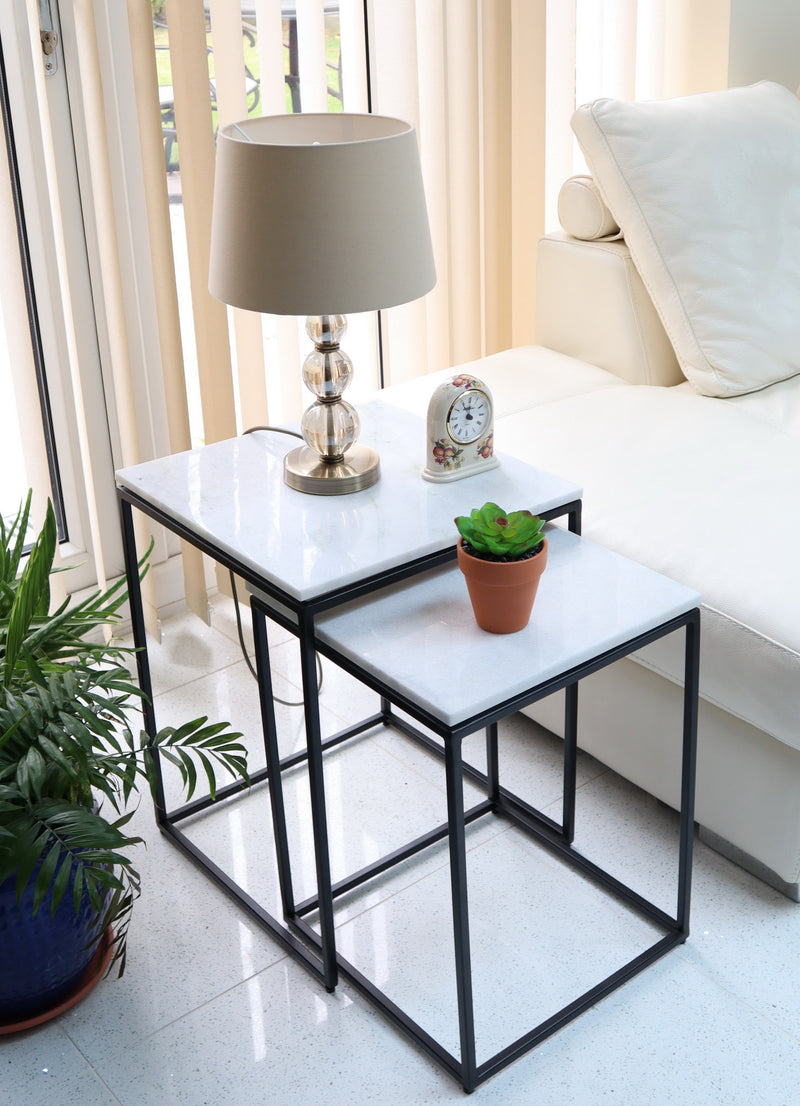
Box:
[209,113,436,495]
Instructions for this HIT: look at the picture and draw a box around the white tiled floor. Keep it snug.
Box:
[5,597,800,1105]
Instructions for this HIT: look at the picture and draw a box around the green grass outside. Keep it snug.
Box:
[154,16,343,136]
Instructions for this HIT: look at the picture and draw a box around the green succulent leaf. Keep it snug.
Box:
[455,502,545,559]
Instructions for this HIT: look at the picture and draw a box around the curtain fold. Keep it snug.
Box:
[208,0,270,431]
[369,0,549,364]
[70,0,162,638]
[126,0,208,622]
[164,0,237,448]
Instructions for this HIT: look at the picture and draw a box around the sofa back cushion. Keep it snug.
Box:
[571,81,800,398]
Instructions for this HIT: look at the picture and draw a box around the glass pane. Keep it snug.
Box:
[0,34,65,537]
[0,307,29,524]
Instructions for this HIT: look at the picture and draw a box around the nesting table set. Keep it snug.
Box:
[116,399,700,1093]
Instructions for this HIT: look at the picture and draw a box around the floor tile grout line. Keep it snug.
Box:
[55,1024,127,1105]
[60,952,299,1072]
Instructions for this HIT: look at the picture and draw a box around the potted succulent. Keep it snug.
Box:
[455,502,548,633]
[0,493,248,1030]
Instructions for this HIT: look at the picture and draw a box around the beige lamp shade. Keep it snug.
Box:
[208,113,436,316]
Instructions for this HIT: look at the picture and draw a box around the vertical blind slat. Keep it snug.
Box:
[209,0,269,429]
[72,0,159,636]
[544,0,577,231]
[604,0,639,101]
[250,1,305,421]
[481,0,512,355]
[414,0,450,375]
[253,0,286,114]
[165,0,236,600]
[510,0,546,347]
[339,0,369,111]
[165,0,236,447]
[127,0,208,621]
[368,0,428,385]
[663,0,731,97]
[635,0,666,100]
[444,0,481,365]
[296,0,329,112]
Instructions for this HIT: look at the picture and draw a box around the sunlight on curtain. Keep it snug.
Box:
[560,0,731,225]
[68,0,161,635]
[369,0,547,361]
[127,0,208,621]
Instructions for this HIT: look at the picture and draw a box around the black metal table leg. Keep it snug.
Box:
[485,723,500,806]
[120,498,166,822]
[677,610,700,935]
[252,602,296,921]
[562,683,579,843]
[445,733,477,1092]
[298,609,338,992]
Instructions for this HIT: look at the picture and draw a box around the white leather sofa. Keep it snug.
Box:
[388,81,800,899]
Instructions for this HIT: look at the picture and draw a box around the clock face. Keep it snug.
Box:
[447,390,491,444]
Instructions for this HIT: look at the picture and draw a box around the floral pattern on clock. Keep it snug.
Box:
[476,434,494,460]
[451,373,483,390]
[431,438,464,470]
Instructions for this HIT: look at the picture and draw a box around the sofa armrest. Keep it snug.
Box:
[535,231,684,387]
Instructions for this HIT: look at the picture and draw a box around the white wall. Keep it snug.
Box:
[728,0,800,90]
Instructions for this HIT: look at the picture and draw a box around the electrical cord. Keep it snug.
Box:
[243,425,302,440]
[229,425,323,704]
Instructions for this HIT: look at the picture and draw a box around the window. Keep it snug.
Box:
[0,33,64,536]
[0,1,121,589]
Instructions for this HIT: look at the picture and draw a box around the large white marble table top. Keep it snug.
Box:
[116,399,581,603]
[315,527,701,728]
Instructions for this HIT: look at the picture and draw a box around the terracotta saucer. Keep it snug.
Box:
[0,927,114,1036]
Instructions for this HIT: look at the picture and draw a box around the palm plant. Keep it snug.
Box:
[0,493,248,978]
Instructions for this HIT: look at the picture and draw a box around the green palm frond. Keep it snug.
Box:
[0,493,250,977]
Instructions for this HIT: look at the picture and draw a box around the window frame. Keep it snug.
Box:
[0,0,124,590]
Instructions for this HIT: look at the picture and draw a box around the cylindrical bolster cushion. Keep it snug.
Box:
[557,175,620,240]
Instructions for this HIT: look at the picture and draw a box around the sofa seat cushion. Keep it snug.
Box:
[678,373,800,438]
[494,383,800,751]
[382,344,627,421]
[571,81,800,398]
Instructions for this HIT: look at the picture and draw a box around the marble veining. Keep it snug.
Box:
[315,526,700,727]
[115,400,581,601]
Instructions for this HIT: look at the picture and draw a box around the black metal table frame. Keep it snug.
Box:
[254,589,700,1094]
[118,483,699,1093]
[117,487,582,994]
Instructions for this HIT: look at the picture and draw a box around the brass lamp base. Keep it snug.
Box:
[283,444,380,495]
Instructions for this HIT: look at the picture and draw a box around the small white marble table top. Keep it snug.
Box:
[315,527,700,728]
[116,399,581,602]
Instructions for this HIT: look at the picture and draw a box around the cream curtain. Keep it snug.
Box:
[29,0,730,625]
[549,0,732,227]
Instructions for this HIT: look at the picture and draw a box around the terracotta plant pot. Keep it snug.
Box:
[456,536,548,634]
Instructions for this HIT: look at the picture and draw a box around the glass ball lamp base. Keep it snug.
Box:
[283,314,380,495]
[283,443,380,495]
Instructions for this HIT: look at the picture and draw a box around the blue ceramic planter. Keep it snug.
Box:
[0,864,104,1024]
